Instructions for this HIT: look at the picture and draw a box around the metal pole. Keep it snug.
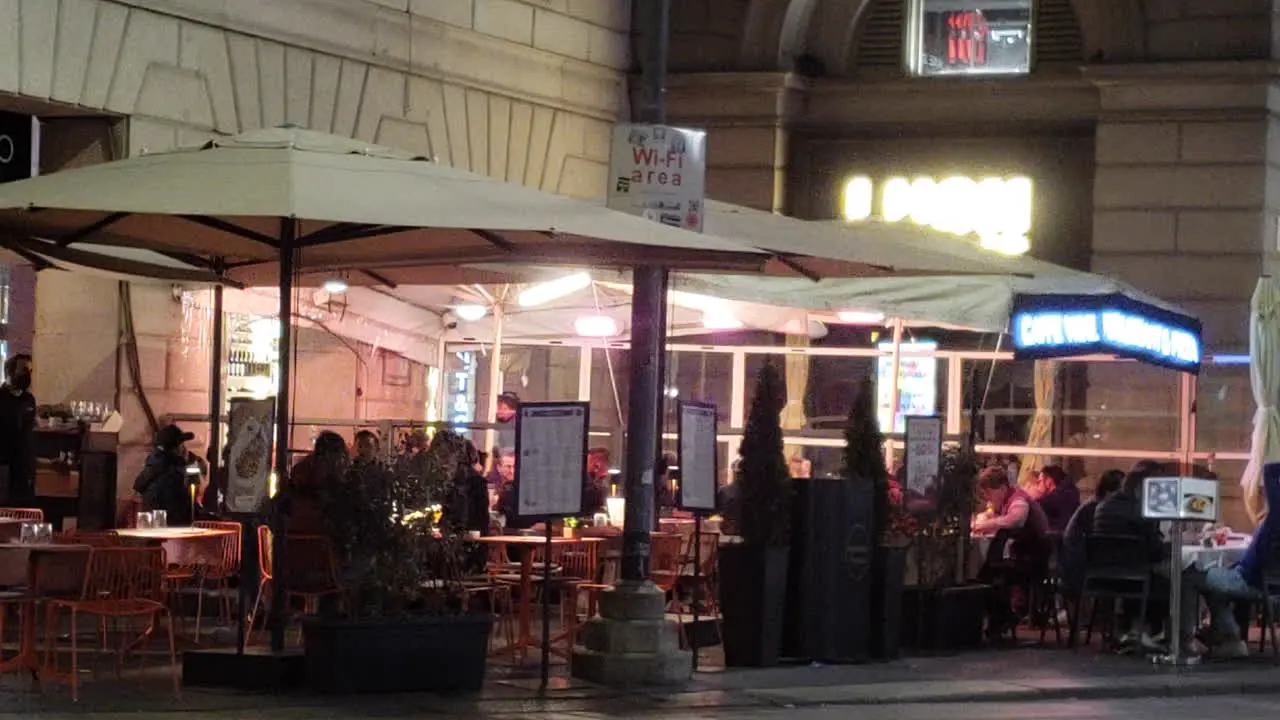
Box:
[622,268,668,582]
[485,303,504,462]
[269,218,296,654]
[691,513,702,671]
[540,522,553,691]
[209,283,224,504]
[619,0,671,586]
[885,318,904,469]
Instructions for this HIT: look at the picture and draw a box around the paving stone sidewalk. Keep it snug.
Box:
[2,647,1278,717]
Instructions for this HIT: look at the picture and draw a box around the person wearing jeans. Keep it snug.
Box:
[1185,461,1280,658]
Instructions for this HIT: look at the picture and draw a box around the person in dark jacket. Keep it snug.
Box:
[1092,459,1165,563]
[133,424,198,526]
[0,354,37,506]
[1036,465,1081,533]
[1059,469,1124,597]
[448,441,491,536]
[285,431,349,536]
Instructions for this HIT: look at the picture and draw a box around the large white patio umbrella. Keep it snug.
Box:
[1243,277,1280,522]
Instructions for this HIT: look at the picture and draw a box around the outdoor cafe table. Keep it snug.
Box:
[474,535,603,661]
[114,527,234,566]
[0,542,91,683]
[1182,539,1250,570]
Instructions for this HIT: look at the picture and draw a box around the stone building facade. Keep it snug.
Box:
[0,0,1273,497]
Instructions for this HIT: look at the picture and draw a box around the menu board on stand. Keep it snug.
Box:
[676,401,718,670]
[1142,475,1220,667]
[512,400,589,689]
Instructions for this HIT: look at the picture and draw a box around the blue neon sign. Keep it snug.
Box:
[1010,294,1202,373]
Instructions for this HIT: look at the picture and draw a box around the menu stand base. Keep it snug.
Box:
[570,581,691,687]
[1152,653,1201,667]
[182,647,306,692]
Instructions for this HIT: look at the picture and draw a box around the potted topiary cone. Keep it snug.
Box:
[718,362,792,667]
[845,377,909,660]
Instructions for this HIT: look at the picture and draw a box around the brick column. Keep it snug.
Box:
[1086,63,1270,530]
[661,72,805,212]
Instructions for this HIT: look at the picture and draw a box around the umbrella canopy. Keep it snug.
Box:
[1242,277,1280,523]
[0,126,919,282]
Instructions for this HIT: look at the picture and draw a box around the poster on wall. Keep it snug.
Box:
[514,401,589,519]
[607,124,707,232]
[876,341,938,433]
[225,397,275,514]
[677,401,718,512]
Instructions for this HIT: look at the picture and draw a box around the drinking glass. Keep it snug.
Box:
[35,523,52,544]
[153,510,168,528]
[18,523,35,544]
[136,511,154,530]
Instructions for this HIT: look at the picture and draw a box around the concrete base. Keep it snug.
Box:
[570,581,692,687]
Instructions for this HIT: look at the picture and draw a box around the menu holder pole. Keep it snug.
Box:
[1153,518,1198,666]
[691,512,702,671]
[540,521,553,692]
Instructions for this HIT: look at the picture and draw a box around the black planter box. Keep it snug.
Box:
[719,544,789,667]
[783,477,874,663]
[304,613,493,694]
[901,583,990,653]
[870,544,908,660]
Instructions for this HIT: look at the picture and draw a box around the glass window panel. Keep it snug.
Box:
[663,350,732,431]
[590,348,630,432]
[961,359,1037,444]
[499,346,580,404]
[1196,361,1251,453]
[1201,459,1252,531]
[1076,362,1179,451]
[910,0,1033,77]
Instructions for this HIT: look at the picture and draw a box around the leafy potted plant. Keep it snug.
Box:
[843,377,910,660]
[719,362,792,667]
[303,432,493,694]
[900,444,987,653]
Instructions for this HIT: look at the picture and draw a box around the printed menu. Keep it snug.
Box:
[678,402,718,512]
[515,402,589,519]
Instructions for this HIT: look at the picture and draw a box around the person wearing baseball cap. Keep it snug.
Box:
[133,423,198,525]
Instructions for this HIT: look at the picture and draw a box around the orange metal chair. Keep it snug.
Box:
[246,525,273,644]
[192,521,243,630]
[45,546,178,702]
[0,508,43,522]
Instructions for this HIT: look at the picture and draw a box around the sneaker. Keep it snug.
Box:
[1211,639,1249,659]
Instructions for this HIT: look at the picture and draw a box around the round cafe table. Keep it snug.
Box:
[114,527,235,566]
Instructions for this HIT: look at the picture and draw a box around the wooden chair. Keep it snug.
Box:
[0,508,43,522]
[45,546,178,702]
[192,521,243,632]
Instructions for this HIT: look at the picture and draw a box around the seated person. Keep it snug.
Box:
[1185,462,1280,658]
[1092,460,1199,653]
[1036,465,1081,533]
[1059,469,1124,598]
[973,467,1050,629]
[492,450,533,531]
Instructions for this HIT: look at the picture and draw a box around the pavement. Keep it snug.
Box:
[3,642,1280,717]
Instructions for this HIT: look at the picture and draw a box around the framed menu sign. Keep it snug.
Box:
[514,401,589,520]
[225,397,275,514]
[906,412,947,507]
[677,401,718,512]
[1142,476,1219,522]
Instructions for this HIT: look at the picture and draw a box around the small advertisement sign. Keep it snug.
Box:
[1142,476,1219,522]
[607,124,707,232]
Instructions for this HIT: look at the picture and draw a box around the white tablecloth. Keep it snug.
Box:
[1181,542,1250,570]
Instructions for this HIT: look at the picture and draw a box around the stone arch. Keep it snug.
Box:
[737,0,873,74]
